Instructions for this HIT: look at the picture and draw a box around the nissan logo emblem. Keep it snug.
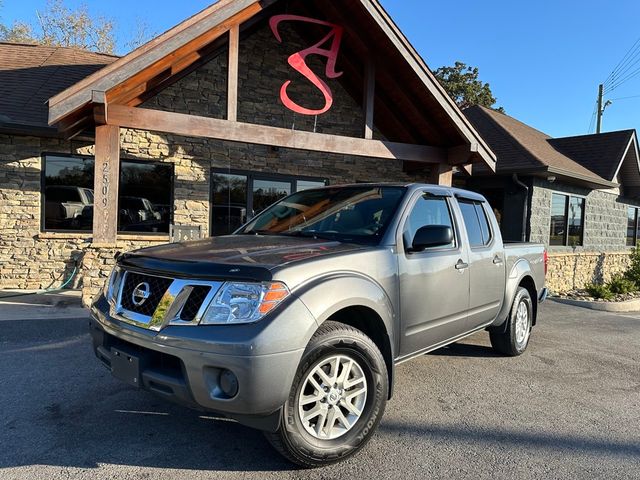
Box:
[132,282,151,306]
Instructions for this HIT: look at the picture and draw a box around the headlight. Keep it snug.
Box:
[200,282,290,325]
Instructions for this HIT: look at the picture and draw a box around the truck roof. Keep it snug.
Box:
[318,182,487,202]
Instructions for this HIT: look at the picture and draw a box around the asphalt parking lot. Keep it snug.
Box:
[1,300,639,479]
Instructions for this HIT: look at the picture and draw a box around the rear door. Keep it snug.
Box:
[456,198,506,330]
[397,190,471,357]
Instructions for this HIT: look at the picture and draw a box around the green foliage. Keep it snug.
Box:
[585,283,614,300]
[607,274,637,295]
[624,244,640,286]
[0,0,151,54]
[434,61,505,113]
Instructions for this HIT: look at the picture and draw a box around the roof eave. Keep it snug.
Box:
[360,0,496,169]
[544,166,618,189]
[48,0,265,126]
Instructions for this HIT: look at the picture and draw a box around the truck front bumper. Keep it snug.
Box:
[89,295,317,432]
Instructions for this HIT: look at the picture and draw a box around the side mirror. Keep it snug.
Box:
[411,225,454,252]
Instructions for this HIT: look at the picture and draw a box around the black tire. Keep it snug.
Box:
[490,287,533,356]
[265,321,388,468]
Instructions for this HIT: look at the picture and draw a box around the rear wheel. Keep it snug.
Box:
[265,321,388,468]
[490,287,533,356]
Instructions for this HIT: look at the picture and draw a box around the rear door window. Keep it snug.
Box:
[458,199,492,247]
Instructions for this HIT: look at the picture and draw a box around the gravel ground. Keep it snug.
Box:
[1,301,639,479]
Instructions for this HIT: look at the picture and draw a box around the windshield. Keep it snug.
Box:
[239,186,407,245]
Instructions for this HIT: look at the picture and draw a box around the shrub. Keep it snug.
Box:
[607,274,637,295]
[585,283,614,300]
[624,245,640,286]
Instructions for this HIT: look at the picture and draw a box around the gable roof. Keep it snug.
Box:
[464,105,622,188]
[0,42,117,134]
[549,130,637,181]
[46,0,495,168]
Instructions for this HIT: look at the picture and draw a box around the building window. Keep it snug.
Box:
[42,155,173,234]
[550,193,585,246]
[43,155,95,231]
[627,207,639,246]
[211,170,327,236]
[118,161,174,233]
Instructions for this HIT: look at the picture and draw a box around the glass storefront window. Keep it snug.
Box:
[43,156,94,231]
[42,156,173,234]
[297,179,327,191]
[253,179,291,215]
[549,193,584,247]
[212,173,248,237]
[118,162,173,233]
[627,207,639,247]
[211,170,327,236]
[567,197,585,247]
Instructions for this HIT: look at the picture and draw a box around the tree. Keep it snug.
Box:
[434,61,505,113]
[0,0,149,54]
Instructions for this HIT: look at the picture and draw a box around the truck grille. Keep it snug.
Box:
[180,285,212,321]
[120,272,173,317]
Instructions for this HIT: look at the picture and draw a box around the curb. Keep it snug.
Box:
[551,297,640,312]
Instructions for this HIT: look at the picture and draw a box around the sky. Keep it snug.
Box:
[2,0,640,138]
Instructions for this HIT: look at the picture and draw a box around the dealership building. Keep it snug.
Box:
[2,0,640,303]
[0,0,497,304]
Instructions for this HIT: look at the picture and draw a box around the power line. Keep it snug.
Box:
[605,64,640,93]
[606,50,640,88]
[603,35,640,87]
[609,94,640,101]
[587,100,598,133]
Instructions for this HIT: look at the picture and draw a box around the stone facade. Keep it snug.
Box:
[546,251,632,293]
[528,177,639,250]
[0,23,425,306]
[528,177,640,293]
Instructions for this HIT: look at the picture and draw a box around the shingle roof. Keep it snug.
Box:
[463,105,622,187]
[549,130,636,181]
[0,42,117,131]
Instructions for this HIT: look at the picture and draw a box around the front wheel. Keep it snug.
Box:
[265,321,388,468]
[490,287,533,356]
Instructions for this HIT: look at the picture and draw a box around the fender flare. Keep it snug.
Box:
[293,271,397,396]
[492,258,537,331]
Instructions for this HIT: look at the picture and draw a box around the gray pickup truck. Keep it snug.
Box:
[90,183,547,467]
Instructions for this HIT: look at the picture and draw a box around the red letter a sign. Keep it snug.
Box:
[270,15,344,116]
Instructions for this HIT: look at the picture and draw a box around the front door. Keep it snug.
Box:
[398,191,471,357]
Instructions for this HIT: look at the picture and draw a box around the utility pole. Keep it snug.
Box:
[596,83,604,134]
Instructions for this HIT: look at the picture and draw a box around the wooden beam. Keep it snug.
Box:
[429,163,453,186]
[107,104,447,163]
[363,58,375,140]
[448,143,480,165]
[227,25,240,122]
[49,0,268,125]
[104,6,257,108]
[92,91,108,125]
[93,124,121,244]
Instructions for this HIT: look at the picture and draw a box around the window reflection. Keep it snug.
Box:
[253,179,291,215]
[549,193,584,247]
[118,162,173,233]
[212,173,248,236]
[43,156,94,231]
[211,171,326,236]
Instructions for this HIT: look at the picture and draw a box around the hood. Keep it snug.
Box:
[118,235,368,281]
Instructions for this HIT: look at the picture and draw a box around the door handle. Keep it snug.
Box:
[455,260,469,270]
[493,256,504,265]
